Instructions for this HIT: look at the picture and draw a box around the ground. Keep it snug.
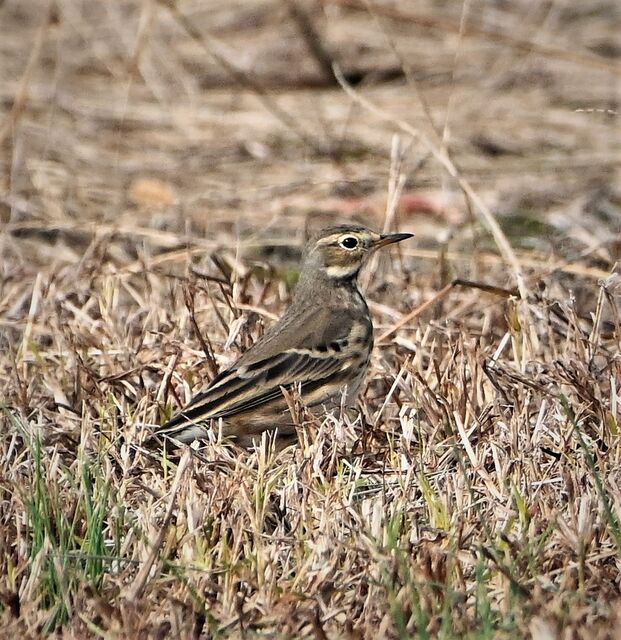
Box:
[1,0,620,638]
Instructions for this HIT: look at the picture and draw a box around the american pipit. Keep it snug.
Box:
[155,224,413,447]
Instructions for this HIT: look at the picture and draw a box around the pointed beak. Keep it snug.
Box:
[374,232,414,249]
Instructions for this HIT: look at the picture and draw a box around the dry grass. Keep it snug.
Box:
[1,0,621,638]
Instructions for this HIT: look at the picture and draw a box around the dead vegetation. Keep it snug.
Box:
[1,0,620,638]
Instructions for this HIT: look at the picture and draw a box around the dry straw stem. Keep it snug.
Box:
[127,449,192,602]
[333,64,528,303]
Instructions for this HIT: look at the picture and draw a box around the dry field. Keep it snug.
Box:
[1,0,620,638]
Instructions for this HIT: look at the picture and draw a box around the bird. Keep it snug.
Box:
[155,224,413,448]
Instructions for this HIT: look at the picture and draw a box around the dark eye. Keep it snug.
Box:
[340,236,359,250]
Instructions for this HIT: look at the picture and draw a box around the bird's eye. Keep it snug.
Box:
[339,236,359,250]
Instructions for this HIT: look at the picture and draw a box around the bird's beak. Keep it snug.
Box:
[374,232,414,248]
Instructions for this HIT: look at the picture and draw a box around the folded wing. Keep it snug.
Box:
[156,306,370,443]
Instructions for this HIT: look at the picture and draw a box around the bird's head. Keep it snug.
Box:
[302,224,413,280]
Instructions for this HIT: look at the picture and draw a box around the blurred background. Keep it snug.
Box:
[1,0,619,286]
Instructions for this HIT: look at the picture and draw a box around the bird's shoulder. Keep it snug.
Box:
[234,298,370,369]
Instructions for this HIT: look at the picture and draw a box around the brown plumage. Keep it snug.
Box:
[155,224,413,447]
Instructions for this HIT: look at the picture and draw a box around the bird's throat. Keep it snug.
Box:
[324,264,361,280]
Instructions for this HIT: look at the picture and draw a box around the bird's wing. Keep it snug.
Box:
[156,306,371,442]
